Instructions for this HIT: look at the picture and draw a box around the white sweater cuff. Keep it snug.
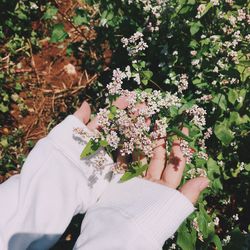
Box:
[95,178,195,247]
[47,115,114,203]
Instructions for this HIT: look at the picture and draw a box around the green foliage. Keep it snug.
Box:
[120,162,148,182]
[80,138,108,158]
[50,23,68,43]
[43,3,58,20]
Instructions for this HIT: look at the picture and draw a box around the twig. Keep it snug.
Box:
[28,39,41,85]
[149,79,164,91]
[78,72,84,87]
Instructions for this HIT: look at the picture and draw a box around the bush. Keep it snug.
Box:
[63,0,249,248]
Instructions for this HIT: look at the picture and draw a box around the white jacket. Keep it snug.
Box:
[0,115,194,250]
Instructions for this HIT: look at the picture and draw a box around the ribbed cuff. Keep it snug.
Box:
[97,178,195,248]
[47,115,114,202]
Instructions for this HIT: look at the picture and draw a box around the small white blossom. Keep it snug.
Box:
[214,217,220,226]
[107,131,120,150]
[222,235,231,246]
[186,105,207,127]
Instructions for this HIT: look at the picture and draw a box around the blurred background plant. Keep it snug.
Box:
[0,0,249,249]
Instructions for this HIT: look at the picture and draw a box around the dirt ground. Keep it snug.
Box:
[11,0,110,142]
[0,0,111,183]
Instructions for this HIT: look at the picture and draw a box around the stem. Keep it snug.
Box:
[149,79,164,91]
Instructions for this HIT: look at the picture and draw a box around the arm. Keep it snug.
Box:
[74,178,194,250]
[0,105,113,250]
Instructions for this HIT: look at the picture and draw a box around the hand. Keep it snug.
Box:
[75,97,209,204]
[73,99,209,250]
[144,126,209,204]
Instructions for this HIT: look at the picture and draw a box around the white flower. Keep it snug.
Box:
[134,73,141,85]
[191,59,200,66]
[30,2,39,9]
[178,74,189,93]
[121,32,148,57]
[107,131,120,150]
[213,217,220,226]
[190,50,197,56]
[211,0,219,6]
[196,4,206,18]
[222,235,231,246]
[186,105,207,127]
[232,214,239,221]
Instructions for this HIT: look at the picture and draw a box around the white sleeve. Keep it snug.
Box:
[74,178,195,250]
[0,115,114,250]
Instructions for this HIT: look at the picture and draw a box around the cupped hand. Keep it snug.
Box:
[74,98,209,205]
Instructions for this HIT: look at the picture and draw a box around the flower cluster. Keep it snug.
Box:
[187,168,207,179]
[79,53,209,177]
[124,0,168,32]
[121,32,148,57]
[186,105,207,128]
[178,73,189,93]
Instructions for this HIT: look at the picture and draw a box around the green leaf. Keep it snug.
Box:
[169,127,193,142]
[207,158,220,178]
[169,106,178,117]
[192,78,207,88]
[0,138,8,148]
[80,138,100,158]
[210,234,222,250]
[0,103,9,113]
[43,4,58,20]
[190,21,202,35]
[212,94,227,111]
[236,89,246,110]
[179,6,192,14]
[212,178,223,190]
[228,89,238,105]
[178,100,195,114]
[229,112,249,126]
[50,24,68,43]
[198,204,210,238]
[120,164,148,182]
[73,9,89,26]
[108,105,117,120]
[236,64,250,82]
[177,223,195,250]
[239,60,250,67]
[142,70,153,80]
[245,163,250,171]
[100,140,108,147]
[214,121,234,146]
[141,79,148,85]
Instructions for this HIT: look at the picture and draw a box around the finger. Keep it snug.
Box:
[74,101,91,124]
[161,127,189,188]
[87,96,130,131]
[179,177,209,204]
[113,95,130,109]
[145,138,166,180]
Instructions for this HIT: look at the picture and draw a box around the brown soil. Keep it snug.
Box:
[0,0,111,182]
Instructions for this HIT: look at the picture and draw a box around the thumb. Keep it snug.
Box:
[74,101,91,124]
[179,176,209,205]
